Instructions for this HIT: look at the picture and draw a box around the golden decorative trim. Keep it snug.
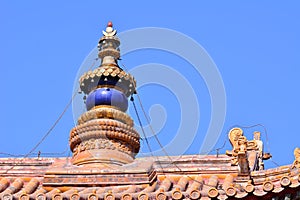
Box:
[70,117,140,159]
[91,105,123,112]
[91,84,126,95]
[78,106,133,126]
[70,118,139,140]
[79,65,136,96]
[98,49,120,59]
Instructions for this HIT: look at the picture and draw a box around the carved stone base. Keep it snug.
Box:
[72,149,134,167]
[69,118,140,167]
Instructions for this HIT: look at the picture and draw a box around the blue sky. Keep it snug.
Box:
[0,1,299,169]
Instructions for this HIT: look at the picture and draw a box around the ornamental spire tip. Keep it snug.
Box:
[102,21,116,36]
[107,21,113,27]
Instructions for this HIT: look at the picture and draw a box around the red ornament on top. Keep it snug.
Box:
[107,21,113,27]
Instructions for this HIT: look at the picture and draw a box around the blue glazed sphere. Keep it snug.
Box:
[86,88,128,111]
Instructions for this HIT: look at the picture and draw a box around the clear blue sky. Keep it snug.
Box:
[0,1,299,169]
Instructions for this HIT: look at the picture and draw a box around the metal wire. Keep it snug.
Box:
[2,58,100,173]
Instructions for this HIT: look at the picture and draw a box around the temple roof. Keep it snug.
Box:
[0,154,300,199]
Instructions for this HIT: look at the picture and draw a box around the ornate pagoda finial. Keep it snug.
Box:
[97,22,121,67]
[69,22,140,167]
[102,21,117,36]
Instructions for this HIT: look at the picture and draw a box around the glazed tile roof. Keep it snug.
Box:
[0,154,299,200]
